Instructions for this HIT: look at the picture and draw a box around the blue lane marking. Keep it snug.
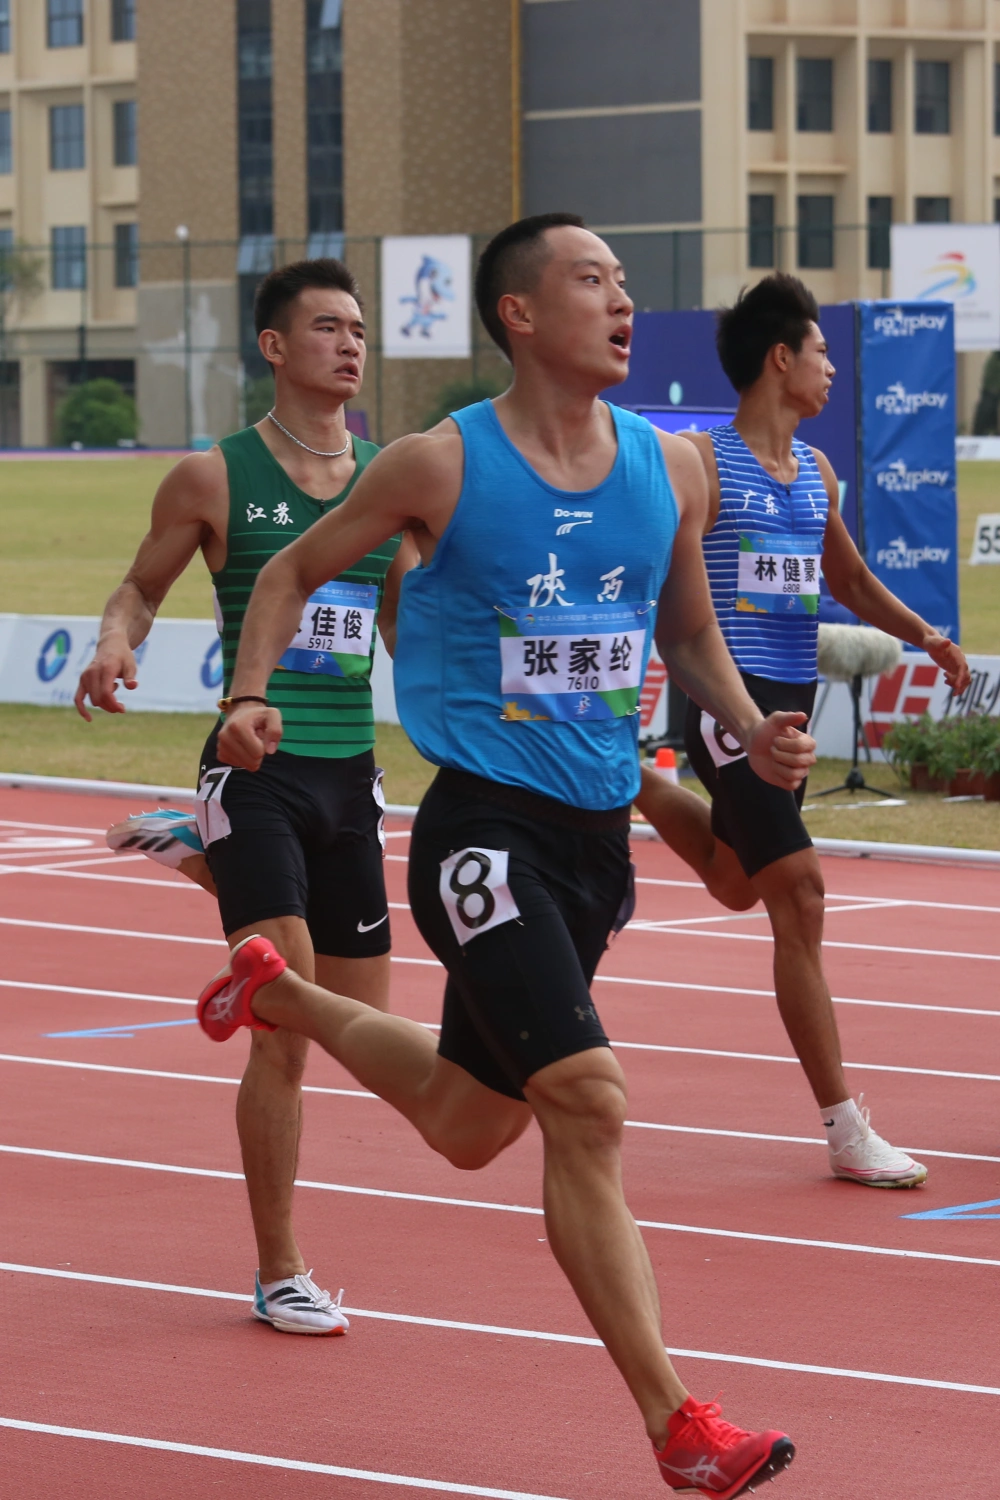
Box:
[45,1019,199,1040]
[903,1198,1000,1221]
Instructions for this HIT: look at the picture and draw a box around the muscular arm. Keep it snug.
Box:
[813,449,970,694]
[74,450,228,719]
[377,531,420,658]
[221,428,461,767]
[654,434,815,790]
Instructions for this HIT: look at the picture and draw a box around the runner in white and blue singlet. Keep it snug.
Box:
[637,272,969,1191]
[199,218,815,1497]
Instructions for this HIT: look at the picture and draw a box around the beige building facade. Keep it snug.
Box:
[4,0,1000,446]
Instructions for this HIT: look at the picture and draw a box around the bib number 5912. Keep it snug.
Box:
[438,847,520,946]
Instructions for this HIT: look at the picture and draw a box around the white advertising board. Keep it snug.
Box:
[381,235,471,360]
[891,224,1000,351]
[0,615,401,725]
[812,651,1000,760]
[969,513,1000,565]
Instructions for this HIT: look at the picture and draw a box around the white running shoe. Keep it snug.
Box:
[252,1271,350,1335]
[106,809,204,870]
[828,1103,927,1188]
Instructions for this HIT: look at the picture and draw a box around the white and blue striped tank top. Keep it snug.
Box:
[703,425,829,685]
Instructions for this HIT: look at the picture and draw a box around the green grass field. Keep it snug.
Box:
[1,454,997,849]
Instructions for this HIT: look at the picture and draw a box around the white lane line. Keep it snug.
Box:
[0,1054,375,1099]
[635,876,1000,916]
[0,916,226,945]
[3,1053,996,1164]
[0,1417,567,1500]
[0,863,202,891]
[0,817,108,836]
[4,1262,998,1397]
[591,972,1000,1019]
[610,1039,1000,1084]
[3,965,997,1020]
[10,914,993,968]
[627,923,1000,963]
[4,1143,998,1268]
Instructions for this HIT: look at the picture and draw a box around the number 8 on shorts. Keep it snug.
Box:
[438,847,521,946]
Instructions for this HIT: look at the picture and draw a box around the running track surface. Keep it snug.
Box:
[1,786,998,1500]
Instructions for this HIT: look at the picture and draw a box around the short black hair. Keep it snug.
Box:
[715,273,819,391]
[253,258,362,340]
[475,212,586,356]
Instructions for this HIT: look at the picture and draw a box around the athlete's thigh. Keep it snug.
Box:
[198,736,311,937]
[304,762,391,960]
[315,952,391,1011]
[408,807,612,1097]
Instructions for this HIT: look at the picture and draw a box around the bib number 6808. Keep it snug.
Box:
[438,846,520,946]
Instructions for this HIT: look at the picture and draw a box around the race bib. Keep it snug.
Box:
[498,601,650,722]
[439,847,521,946]
[736,533,821,616]
[195,765,234,846]
[278,580,377,678]
[699,711,747,771]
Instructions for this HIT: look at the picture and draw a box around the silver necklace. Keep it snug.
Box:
[267,409,351,458]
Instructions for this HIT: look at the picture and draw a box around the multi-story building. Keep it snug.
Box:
[0,0,137,446]
[3,0,1000,447]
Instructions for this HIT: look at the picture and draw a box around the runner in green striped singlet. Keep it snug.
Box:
[77,258,416,1335]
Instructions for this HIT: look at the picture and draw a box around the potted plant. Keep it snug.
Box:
[944,714,986,797]
[969,715,1000,802]
[882,714,945,791]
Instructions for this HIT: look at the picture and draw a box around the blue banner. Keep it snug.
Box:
[859,301,959,643]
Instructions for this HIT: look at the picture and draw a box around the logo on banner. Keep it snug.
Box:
[200,637,224,690]
[874,382,948,415]
[916,251,977,302]
[37,628,71,683]
[381,235,471,360]
[398,255,454,341]
[875,536,951,569]
[875,460,950,492]
[872,306,949,338]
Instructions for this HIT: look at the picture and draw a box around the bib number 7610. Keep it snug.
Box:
[438,847,520,946]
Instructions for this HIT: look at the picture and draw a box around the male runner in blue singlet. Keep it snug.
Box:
[188,216,812,1496]
[637,273,969,1188]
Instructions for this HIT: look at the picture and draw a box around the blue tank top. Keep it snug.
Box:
[394,400,678,810]
[704,424,828,684]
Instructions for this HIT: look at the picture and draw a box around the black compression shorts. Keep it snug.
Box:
[407,768,635,1102]
[683,673,817,881]
[197,728,390,958]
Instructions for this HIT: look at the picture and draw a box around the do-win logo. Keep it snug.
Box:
[865,660,941,748]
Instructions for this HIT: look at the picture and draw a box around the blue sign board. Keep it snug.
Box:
[858,301,959,643]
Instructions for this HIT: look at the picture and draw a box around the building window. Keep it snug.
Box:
[868,59,892,133]
[995,63,1000,136]
[797,58,833,132]
[916,196,950,223]
[47,0,84,48]
[797,195,834,269]
[867,196,892,270]
[0,111,10,175]
[748,194,775,268]
[238,0,274,378]
[114,222,138,287]
[915,60,949,134]
[113,100,137,166]
[111,0,135,42]
[51,226,87,289]
[0,0,10,55]
[748,57,774,132]
[50,105,85,170]
[306,0,344,247]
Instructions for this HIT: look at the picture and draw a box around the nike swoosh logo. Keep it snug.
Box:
[823,1119,835,1128]
[357,914,389,933]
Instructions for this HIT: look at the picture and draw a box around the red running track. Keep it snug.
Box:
[0,785,998,1499]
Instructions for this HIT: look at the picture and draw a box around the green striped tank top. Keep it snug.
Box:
[214,426,399,759]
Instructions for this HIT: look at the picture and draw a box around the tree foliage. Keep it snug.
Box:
[55,378,138,448]
[421,373,509,431]
[972,351,1000,435]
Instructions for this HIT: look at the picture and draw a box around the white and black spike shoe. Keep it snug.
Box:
[106,809,204,870]
[253,1271,350,1335]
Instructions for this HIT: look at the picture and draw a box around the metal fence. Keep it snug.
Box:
[0,224,903,450]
